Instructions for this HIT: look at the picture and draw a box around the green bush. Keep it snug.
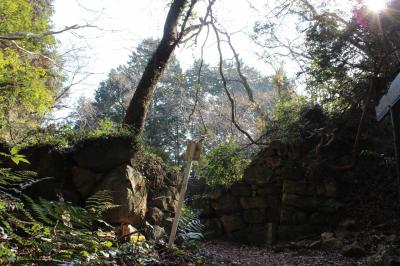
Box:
[200,141,250,186]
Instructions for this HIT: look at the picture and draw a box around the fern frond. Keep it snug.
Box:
[177,207,204,242]
[85,190,117,216]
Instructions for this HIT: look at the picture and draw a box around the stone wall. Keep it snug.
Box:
[189,141,339,245]
[9,136,181,232]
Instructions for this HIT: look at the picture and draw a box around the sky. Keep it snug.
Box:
[52,0,273,114]
[51,0,365,118]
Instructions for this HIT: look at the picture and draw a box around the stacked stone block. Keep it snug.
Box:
[191,141,339,245]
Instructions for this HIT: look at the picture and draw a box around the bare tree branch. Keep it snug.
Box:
[0,24,96,41]
[210,10,264,145]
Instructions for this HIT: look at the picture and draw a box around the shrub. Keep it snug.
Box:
[200,141,250,186]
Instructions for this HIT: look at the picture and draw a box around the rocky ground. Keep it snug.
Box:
[201,241,358,266]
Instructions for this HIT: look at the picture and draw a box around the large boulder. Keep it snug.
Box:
[283,181,314,196]
[212,194,240,215]
[220,215,245,233]
[147,207,164,225]
[342,243,366,258]
[201,218,224,239]
[72,137,135,172]
[71,166,101,197]
[190,196,214,218]
[280,208,307,225]
[244,163,275,186]
[243,209,267,224]
[93,164,147,226]
[150,186,179,214]
[20,144,67,180]
[240,196,268,209]
[231,182,252,197]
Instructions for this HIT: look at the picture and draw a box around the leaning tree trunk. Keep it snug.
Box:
[124,0,189,136]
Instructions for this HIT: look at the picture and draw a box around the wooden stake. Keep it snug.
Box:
[168,140,197,248]
[390,104,400,212]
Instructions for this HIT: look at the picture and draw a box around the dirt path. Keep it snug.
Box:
[201,241,358,266]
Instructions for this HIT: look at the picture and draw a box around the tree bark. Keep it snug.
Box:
[123,0,189,136]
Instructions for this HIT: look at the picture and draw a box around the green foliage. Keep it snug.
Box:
[200,141,250,186]
[0,146,30,165]
[0,151,120,264]
[303,1,400,109]
[0,150,210,264]
[177,206,204,242]
[0,0,58,142]
[14,122,133,151]
[264,96,309,141]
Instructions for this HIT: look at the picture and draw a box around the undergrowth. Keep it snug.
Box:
[0,148,209,265]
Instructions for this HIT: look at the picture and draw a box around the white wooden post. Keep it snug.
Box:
[168,140,197,248]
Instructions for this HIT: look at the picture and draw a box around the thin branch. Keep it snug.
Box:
[0,24,96,40]
[189,25,210,120]
[210,12,263,145]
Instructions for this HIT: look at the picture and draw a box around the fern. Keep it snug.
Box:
[85,190,117,216]
[177,206,204,242]
[0,169,39,200]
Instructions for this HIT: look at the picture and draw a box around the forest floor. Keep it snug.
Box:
[201,241,358,266]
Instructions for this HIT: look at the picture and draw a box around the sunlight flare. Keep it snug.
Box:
[364,0,387,12]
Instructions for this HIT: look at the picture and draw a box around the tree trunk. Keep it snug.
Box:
[124,0,188,136]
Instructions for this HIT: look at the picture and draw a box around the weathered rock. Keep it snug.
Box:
[165,172,182,187]
[209,188,223,200]
[169,198,179,213]
[280,208,307,225]
[212,194,240,215]
[133,156,167,190]
[190,196,214,217]
[309,212,328,225]
[231,182,252,197]
[201,218,224,239]
[93,164,147,226]
[321,232,335,241]
[256,186,274,196]
[316,182,337,198]
[321,232,344,250]
[220,215,246,233]
[281,193,319,210]
[186,178,208,197]
[322,237,344,250]
[163,217,174,233]
[318,198,340,213]
[148,225,166,241]
[71,166,100,197]
[377,247,400,266]
[309,240,322,249]
[240,196,267,209]
[266,223,278,244]
[283,181,314,196]
[338,219,357,230]
[266,158,282,169]
[266,195,281,222]
[25,179,81,204]
[334,228,352,241]
[342,244,366,258]
[159,186,179,200]
[152,197,170,211]
[117,224,138,241]
[147,207,164,225]
[383,255,400,266]
[244,163,274,186]
[20,145,67,180]
[243,209,267,224]
[72,137,135,172]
